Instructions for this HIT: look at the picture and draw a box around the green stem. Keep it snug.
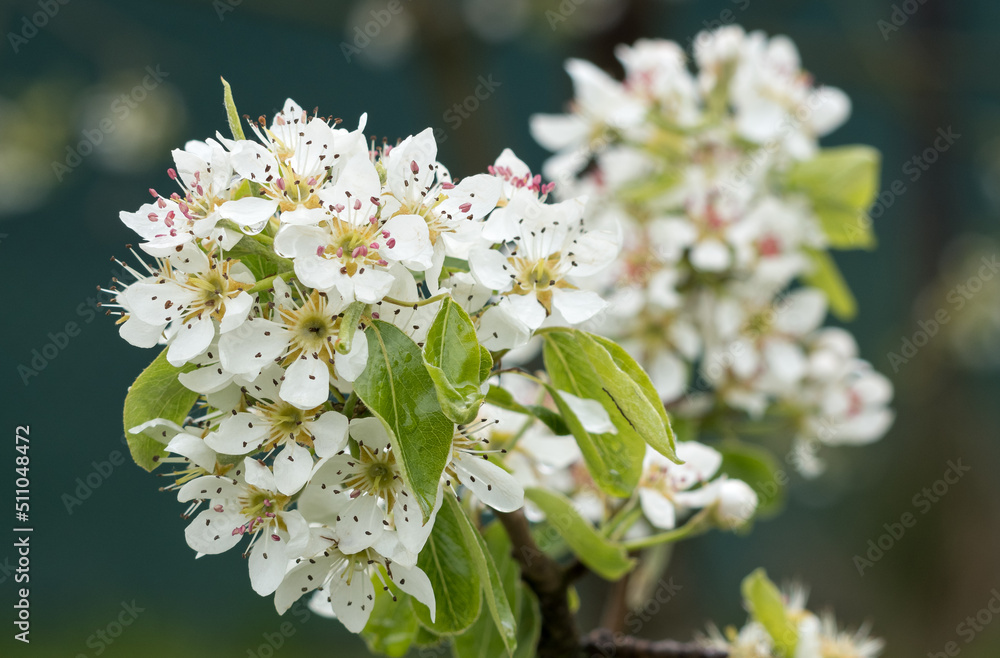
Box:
[602,496,640,540]
[380,293,450,308]
[621,508,713,551]
[343,390,359,420]
[247,271,294,295]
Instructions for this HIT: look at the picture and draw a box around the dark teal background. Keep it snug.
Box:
[1,0,998,656]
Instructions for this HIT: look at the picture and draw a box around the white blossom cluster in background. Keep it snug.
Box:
[106,99,636,632]
[699,582,885,658]
[531,26,895,475]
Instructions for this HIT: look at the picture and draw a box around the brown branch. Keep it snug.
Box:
[497,511,729,658]
[581,629,729,658]
[496,510,581,658]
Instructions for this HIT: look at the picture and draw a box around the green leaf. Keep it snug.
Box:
[220,77,246,141]
[802,249,857,320]
[718,440,786,518]
[224,231,293,282]
[786,146,880,250]
[361,586,419,657]
[123,349,199,471]
[586,333,678,462]
[354,320,454,521]
[479,345,494,383]
[741,569,798,656]
[524,487,634,580]
[423,298,488,424]
[412,492,483,635]
[543,329,681,495]
[448,498,517,656]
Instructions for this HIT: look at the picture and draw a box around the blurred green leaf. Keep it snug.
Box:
[787,146,880,249]
[718,440,786,518]
[803,249,857,320]
[361,586,419,657]
[524,487,634,580]
[123,349,198,471]
[742,569,798,655]
[355,320,454,521]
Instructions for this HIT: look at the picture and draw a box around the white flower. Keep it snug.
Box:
[205,403,349,495]
[273,526,435,633]
[177,458,310,595]
[273,154,430,303]
[121,244,256,367]
[296,417,440,556]
[530,58,647,181]
[472,198,617,349]
[231,100,368,227]
[446,420,524,513]
[217,281,368,409]
[637,442,722,530]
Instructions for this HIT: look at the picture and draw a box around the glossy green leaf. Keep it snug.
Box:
[123,349,198,471]
[479,345,494,383]
[423,298,488,424]
[354,320,454,521]
[361,586,419,657]
[742,569,798,655]
[524,487,634,580]
[718,440,786,517]
[224,232,293,282]
[803,249,857,320]
[412,492,483,634]
[543,330,666,495]
[787,146,880,250]
[220,77,246,141]
[449,498,517,656]
[586,333,678,462]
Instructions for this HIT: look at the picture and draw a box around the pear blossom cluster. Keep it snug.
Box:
[698,583,884,658]
[531,27,894,474]
[106,98,623,633]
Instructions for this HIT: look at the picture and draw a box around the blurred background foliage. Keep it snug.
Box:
[0,0,998,656]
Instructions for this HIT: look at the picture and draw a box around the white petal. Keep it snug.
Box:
[219,318,289,377]
[392,563,436,621]
[167,316,216,367]
[280,356,331,410]
[308,411,350,458]
[550,288,607,325]
[638,488,677,530]
[177,475,242,503]
[468,247,514,291]
[243,456,277,491]
[184,507,244,554]
[273,442,314,495]
[249,531,291,595]
[334,329,369,382]
[204,413,268,455]
[218,196,278,228]
[454,454,524,512]
[119,317,163,348]
[165,432,217,472]
[274,558,329,615]
[336,495,385,554]
[560,391,616,434]
[329,564,376,633]
[220,291,255,334]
